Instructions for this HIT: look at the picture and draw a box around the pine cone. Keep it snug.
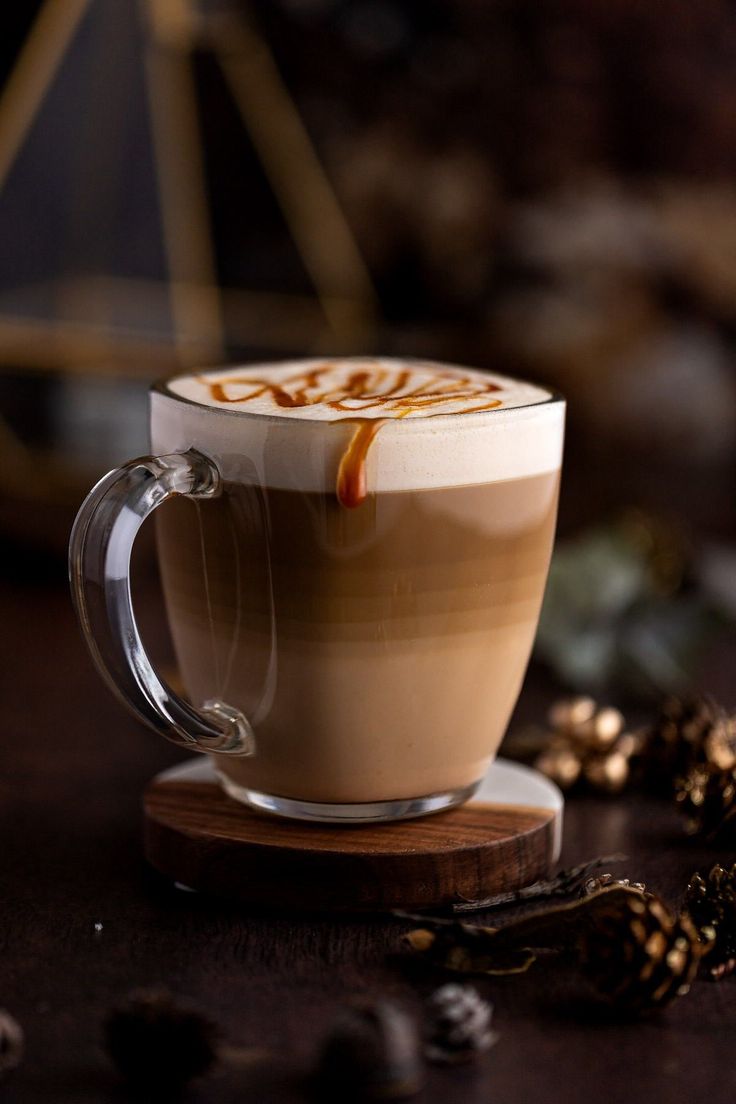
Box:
[684,864,736,979]
[643,696,735,792]
[405,887,706,1016]
[104,988,219,1089]
[425,984,496,1064]
[675,763,736,839]
[579,892,703,1013]
[316,999,422,1101]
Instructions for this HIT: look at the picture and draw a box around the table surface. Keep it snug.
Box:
[2,557,735,1104]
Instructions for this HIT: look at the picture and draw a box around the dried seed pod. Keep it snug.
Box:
[579,707,625,751]
[425,984,497,1064]
[534,744,582,790]
[583,874,646,896]
[452,853,627,914]
[316,999,422,1101]
[616,730,644,759]
[0,1010,23,1078]
[404,924,538,976]
[583,750,630,793]
[548,696,596,733]
[104,988,219,1089]
[675,763,736,839]
[703,719,736,771]
[683,864,736,979]
[535,698,637,794]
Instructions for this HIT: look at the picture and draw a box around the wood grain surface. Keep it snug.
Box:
[144,778,557,910]
[3,566,736,1103]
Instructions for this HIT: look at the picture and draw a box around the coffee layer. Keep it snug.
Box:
[156,472,560,804]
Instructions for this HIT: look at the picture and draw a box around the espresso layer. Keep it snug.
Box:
[156,472,559,804]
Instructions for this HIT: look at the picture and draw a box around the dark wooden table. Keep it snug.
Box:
[2,557,735,1104]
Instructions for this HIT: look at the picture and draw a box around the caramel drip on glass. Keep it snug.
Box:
[336,419,389,509]
[199,363,503,508]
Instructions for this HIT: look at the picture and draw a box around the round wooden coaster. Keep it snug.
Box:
[144,759,562,911]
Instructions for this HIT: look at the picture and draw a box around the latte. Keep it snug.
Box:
[151,358,564,812]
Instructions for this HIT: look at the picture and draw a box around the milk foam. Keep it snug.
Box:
[152,358,564,492]
[166,358,550,420]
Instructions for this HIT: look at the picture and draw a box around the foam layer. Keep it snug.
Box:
[151,358,564,493]
[166,358,551,420]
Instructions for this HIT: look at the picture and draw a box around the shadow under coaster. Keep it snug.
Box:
[144,758,563,911]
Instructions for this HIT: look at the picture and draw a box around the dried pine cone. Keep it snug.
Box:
[405,886,705,1016]
[104,988,219,1089]
[675,763,736,839]
[579,892,703,1013]
[643,696,736,792]
[684,864,736,979]
[0,1010,23,1078]
[425,984,496,1064]
[316,998,422,1101]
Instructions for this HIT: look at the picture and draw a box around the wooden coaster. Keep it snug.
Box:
[144,759,562,911]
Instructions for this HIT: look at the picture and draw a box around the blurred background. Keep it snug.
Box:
[1,0,735,706]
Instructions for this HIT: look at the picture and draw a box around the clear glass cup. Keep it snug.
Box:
[69,359,564,822]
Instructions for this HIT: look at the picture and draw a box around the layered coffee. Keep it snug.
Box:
[152,359,564,809]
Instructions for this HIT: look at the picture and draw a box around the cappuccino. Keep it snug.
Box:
[152,359,564,812]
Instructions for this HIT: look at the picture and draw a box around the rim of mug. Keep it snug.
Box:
[150,357,565,429]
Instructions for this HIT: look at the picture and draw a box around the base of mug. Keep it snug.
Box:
[217,772,483,823]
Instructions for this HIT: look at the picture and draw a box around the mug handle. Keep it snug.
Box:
[69,449,254,756]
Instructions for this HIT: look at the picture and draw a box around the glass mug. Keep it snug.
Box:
[70,358,564,822]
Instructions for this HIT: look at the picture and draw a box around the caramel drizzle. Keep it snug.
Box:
[201,363,503,508]
[335,418,388,510]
